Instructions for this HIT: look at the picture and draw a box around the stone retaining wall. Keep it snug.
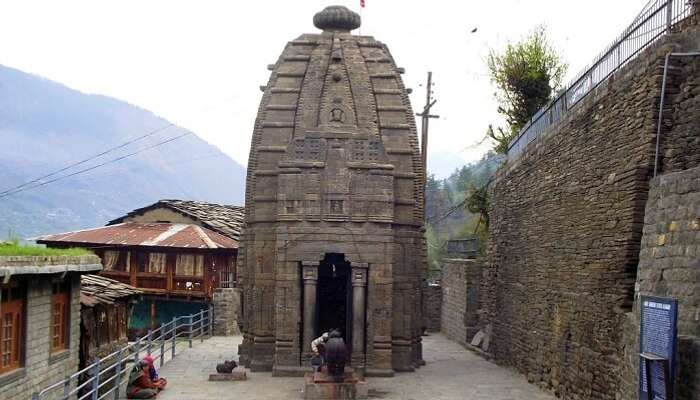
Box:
[485,15,700,400]
[440,259,481,346]
[617,166,700,400]
[424,283,442,332]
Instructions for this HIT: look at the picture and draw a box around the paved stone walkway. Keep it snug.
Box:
[156,333,555,400]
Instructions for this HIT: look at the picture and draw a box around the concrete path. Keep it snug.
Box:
[156,333,555,400]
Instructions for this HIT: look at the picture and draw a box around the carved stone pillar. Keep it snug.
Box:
[351,263,368,368]
[302,261,319,360]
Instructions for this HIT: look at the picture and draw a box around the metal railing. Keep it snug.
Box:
[33,308,213,400]
[507,0,695,159]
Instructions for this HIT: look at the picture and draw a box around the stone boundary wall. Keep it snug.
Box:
[617,166,700,400]
[212,287,241,336]
[485,15,700,400]
[440,259,481,346]
[424,283,442,332]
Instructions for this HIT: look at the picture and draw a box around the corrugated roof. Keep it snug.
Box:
[108,199,245,241]
[81,274,141,307]
[37,222,238,249]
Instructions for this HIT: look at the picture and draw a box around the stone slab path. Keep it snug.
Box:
[156,333,555,400]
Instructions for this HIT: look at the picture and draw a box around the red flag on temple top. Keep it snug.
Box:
[360,0,365,8]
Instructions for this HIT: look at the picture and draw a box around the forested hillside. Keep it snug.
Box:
[0,64,246,239]
[425,151,503,275]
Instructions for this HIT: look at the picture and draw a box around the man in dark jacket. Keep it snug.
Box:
[324,329,347,381]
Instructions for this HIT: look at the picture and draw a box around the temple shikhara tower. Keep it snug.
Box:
[237,5,426,376]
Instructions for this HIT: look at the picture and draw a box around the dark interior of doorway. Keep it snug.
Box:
[317,253,351,349]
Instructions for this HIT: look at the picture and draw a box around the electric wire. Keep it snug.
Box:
[0,94,240,198]
[0,123,176,196]
[0,131,192,199]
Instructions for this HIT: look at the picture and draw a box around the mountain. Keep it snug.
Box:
[0,64,246,239]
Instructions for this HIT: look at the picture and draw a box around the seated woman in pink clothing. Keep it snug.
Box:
[142,356,167,390]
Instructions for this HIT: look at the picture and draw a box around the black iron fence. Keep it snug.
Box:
[507,0,694,159]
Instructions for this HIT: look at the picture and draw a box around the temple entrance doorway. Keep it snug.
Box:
[317,253,352,351]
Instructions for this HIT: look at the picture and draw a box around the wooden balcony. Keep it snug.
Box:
[98,251,234,299]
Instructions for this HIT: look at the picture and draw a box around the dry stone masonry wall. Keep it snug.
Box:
[485,15,700,400]
[424,283,441,332]
[617,166,700,400]
[440,259,481,346]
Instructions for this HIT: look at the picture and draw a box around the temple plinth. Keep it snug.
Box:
[304,369,368,400]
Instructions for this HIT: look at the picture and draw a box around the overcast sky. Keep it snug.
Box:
[0,0,645,178]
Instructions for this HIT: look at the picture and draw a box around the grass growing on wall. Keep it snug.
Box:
[0,239,91,257]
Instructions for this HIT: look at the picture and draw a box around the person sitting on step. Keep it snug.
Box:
[311,331,330,371]
[127,360,165,399]
[142,356,168,389]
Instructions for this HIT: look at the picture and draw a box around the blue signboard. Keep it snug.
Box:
[639,296,678,400]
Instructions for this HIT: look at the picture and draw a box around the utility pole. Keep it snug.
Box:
[416,71,439,212]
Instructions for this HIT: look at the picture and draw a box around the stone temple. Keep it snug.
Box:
[237,5,427,377]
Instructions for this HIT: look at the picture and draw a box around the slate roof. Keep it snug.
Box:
[0,255,103,276]
[108,199,245,241]
[81,274,142,307]
[37,222,238,249]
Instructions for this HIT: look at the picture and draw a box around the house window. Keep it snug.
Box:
[135,252,149,273]
[102,250,129,272]
[176,254,204,277]
[1,282,26,374]
[51,280,70,353]
[147,253,167,274]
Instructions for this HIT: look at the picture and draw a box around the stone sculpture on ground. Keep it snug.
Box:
[216,360,238,374]
[209,360,247,382]
[237,5,427,378]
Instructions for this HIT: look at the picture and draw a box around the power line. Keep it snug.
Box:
[460,131,490,153]
[426,197,468,225]
[0,123,176,196]
[426,174,497,225]
[0,131,192,199]
[59,152,231,182]
[0,93,241,197]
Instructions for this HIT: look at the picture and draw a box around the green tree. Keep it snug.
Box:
[486,25,567,153]
[466,183,489,230]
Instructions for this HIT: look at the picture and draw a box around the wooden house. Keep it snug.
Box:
[79,274,141,365]
[38,200,243,331]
